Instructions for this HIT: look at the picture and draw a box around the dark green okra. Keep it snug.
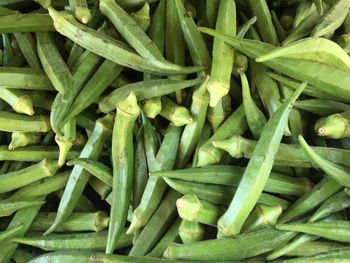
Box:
[151,165,312,196]
[99,77,201,113]
[0,111,50,132]
[164,178,291,209]
[127,124,181,234]
[0,159,58,194]
[13,230,132,251]
[213,135,350,168]
[216,83,305,237]
[164,228,295,261]
[30,211,109,232]
[45,114,114,235]
[106,93,140,254]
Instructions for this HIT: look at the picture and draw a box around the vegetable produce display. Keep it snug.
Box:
[1,0,350,262]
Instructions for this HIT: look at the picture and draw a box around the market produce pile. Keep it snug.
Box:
[2,0,350,262]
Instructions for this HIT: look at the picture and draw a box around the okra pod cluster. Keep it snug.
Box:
[0,1,350,262]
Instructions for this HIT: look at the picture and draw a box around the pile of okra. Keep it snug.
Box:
[3,0,350,262]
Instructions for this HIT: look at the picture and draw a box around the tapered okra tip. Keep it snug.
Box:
[43,223,58,236]
[126,215,143,234]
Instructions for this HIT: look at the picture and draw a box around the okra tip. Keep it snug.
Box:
[126,214,143,234]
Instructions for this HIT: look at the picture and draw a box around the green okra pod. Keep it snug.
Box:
[69,0,91,24]
[143,97,162,119]
[299,135,350,187]
[0,200,44,217]
[176,194,223,226]
[151,165,312,196]
[48,8,201,76]
[64,60,123,121]
[0,159,58,194]
[197,104,247,167]
[13,230,132,251]
[0,146,79,161]
[294,99,350,116]
[106,93,140,254]
[199,27,350,103]
[0,224,23,242]
[279,177,343,223]
[206,0,236,107]
[285,240,350,257]
[241,73,267,139]
[0,14,54,33]
[9,132,41,150]
[30,211,109,232]
[283,250,350,263]
[160,96,193,126]
[164,228,295,261]
[0,111,49,132]
[247,0,279,45]
[100,0,175,68]
[213,135,350,168]
[267,214,345,260]
[315,109,350,139]
[216,83,305,237]
[277,220,350,243]
[45,114,114,235]
[0,196,45,262]
[27,251,188,263]
[176,76,210,168]
[241,205,282,233]
[257,37,350,74]
[174,0,211,69]
[127,125,181,234]
[147,218,181,257]
[309,190,350,222]
[37,32,73,101]
[311,0,350,37]
[55,118,76,167]
[164,178,290,209]
[14,32,41,69]
[0,89,34,115]
[165,0,186,104]
[0,67,53,90]
[129,190,181,256]
[67,158,112,187]
[99,77,201,113]
[131,3,151,32]
[7,170,70,201]
[178,220,204,244]
[268,72,342,101]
